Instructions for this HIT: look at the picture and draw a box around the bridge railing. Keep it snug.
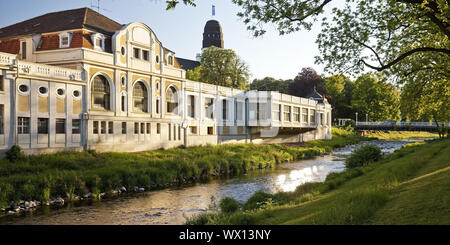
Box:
[356,122,450,127]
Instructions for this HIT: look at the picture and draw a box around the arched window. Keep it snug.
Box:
[133,81,148,112]
[92,75,110,110]
[166,86,178,114]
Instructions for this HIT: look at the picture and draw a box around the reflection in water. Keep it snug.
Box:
[0,140,417,225]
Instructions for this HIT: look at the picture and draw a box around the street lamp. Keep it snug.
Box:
[355,112,358,125]
[366,113,368,123]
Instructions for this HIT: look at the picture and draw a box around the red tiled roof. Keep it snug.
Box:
[0,7,123,39]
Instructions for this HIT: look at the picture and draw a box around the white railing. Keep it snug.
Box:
[0,52,15,66]
[356,121,450,127]
[18,61,83,81]
[0,52,83,81]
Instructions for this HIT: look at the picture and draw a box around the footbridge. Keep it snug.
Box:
[355,122,449,132]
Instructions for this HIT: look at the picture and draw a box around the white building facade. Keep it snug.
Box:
[0,8,331,154]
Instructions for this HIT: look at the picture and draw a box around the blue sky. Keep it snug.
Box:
[0,0,341,81]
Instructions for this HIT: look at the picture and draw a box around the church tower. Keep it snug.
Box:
[202,19,224,49]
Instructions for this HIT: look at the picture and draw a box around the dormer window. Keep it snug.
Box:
[59,32,72,48]
[168,56,173,65]
[91,32,105,51]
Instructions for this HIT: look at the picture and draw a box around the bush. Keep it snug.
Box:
[5,145,26,162]
[243,191,274,210]
[219,197,240,214]
[346,144,382,169]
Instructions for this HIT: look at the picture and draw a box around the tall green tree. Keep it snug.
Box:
[401,78,449,137]
[324,74,355,119]
[351,73,400,121]
[198,46,250,90]
[250,77,292,94]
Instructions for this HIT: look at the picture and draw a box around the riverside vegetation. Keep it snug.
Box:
[186,138,450,225]
[0,128,366,212]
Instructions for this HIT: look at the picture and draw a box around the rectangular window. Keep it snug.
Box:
[205,98,214,119]
[146,123,151,134]
[121,95,126,112]
[156,123,161,134]
[168,123,171,140]
[272,104,280,121]
[100,121,106,134]
[293,107,300,122]
[21,41,26,59]
[156,99,160,114]
[108,121,113,134]
[222,99,227,120]
[93,121,99,134]
[55,118,65,134]
[223,126,230,134]
[72,119,81,134]
[0,105,3,134]
[189,126,197,135]
[310,109,316,125]
[236,101,243,121]
[37,118,48,134]
[142,50,149,61]
[134,122,139,134]
[207,126,214,135]
[134,48,140,59]
[140,123,145,134]
[302,108,308,123]
[61,37,69,46]
[122,122,127,134]
[178,125,181,141]
[187,95,195,118]
[173,124,177,140]
[0,75,4,91]
[18,117,30,134]
[284,105,291,121]
[258,102,267,120]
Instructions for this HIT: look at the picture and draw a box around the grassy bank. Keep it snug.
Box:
[364,130,438,140]
[186,138,450,225]
[0,128,366,209]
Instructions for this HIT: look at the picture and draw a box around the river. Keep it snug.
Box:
[0,140,423,225]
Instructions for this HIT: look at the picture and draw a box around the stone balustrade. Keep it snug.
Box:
[0,52,83,81]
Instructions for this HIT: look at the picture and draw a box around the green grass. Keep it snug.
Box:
[365,130,439,140]
[0,127,366,209]
[186,138,450,225]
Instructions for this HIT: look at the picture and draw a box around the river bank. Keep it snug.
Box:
[363,130,439,140]
[186,137,450,225]
[0,128,365,215]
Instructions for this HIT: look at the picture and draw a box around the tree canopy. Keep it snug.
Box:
[186,46,250,90]
[250,77,292,94]
[351,73,401,121]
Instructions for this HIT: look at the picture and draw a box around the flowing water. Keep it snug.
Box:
[0,140,424,225]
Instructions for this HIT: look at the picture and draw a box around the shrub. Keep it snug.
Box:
[243,191,274,210]
[5,145,26,162]
[219,197,240,214]
[346,144,382,169]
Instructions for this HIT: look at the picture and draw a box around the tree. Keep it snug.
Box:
[401,78,449,138]
[167,0,449,85]
[186,65,201,81]
[351,73,400,121]
[324,74,355,119]
[198,46,250,90]
[250,77,292,94]
[288,67,329,99]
